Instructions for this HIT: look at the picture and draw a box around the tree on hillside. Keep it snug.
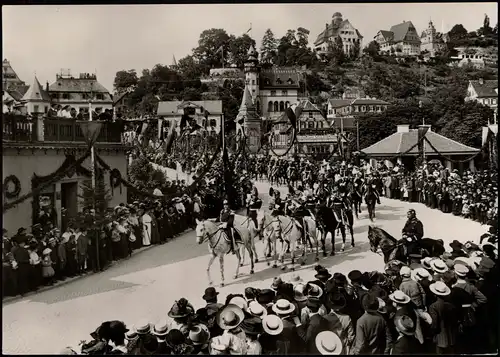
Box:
[448,24,468,45]
[296,27,310,48]
[114,70,138,93]
[478,14,493,37]
[228,34,256,68]
[350,40,361,60]
[330,36,345,66]
[193,28,231,70]
[363,40,380,58]
[261,29,278,65]
[177,55,204,80]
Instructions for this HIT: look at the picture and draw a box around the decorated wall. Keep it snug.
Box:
[2,147,128,233]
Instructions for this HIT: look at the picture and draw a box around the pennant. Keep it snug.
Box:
[157,118,163,140]
[165,125,177,154]
[418,125,429,157]
[215,45,223,54]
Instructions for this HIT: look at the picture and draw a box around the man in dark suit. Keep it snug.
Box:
[391,315,422,354]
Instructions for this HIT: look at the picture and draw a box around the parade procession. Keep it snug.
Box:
[2,3,499,355]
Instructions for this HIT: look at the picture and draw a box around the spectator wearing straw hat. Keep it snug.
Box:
[398,266,426,311]
[453,264,487,310]
[390,315,422,355]
[214,304,247,354]
[315,330,343,355]
[351,293,392,355]
[259,314,284,354]
[430,259,449,281]
[188,324,211,354]
[428,281,458,354]
[272,299,301,354]
[151,320,169,354]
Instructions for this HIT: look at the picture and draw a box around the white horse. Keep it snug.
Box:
[195,218,254,287]
[234,214,260,265]
[257,211,321,271]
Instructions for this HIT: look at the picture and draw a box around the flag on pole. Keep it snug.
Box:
[246,24,252,34]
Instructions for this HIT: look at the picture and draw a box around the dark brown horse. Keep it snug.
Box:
[368,226,446,264]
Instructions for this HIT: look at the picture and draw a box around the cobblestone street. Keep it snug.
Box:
[2,181,489,354]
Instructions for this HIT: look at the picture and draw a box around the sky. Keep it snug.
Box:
[3,3,498,93]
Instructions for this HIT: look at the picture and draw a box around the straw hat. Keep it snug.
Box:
[389,290,411,305]
[430,259,449,274]
[454,263,469,278]
[430,281,451,296]
[152,320,169,337]
[229,296,248,311]
[420,257,433,270]
[399,266,411,278]
[307,283,323,299]
[293,284,308,302]
[261,315,283,335]
[315,331,343,355]
[412,267,433,282]
[42,248,52,255]
[248,301,267,318]
[135,320,151,335]
[377,298,388,314]
[272,299,296,316]
[125,330,139,341]
[188,324,210,346]
[216,304,244,330]
[394,315,416,336]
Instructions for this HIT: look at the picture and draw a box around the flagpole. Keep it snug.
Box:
[221,114,226,199]
[222,47,224,69]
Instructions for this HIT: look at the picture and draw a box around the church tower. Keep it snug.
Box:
[244,44,260,112]
[236,86,261,153]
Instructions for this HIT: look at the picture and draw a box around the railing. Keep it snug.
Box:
[3,115,38,142]
[3,115,124,144]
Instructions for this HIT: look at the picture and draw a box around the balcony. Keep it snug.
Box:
[3,114,125,144]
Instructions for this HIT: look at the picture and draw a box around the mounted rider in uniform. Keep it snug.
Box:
[247,192,263,232]
[327,187,348,230]
[216,199,240,254]
[364,175,382,204]
[402,209,424,259]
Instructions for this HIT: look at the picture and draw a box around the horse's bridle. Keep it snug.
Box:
[198,223,224,249]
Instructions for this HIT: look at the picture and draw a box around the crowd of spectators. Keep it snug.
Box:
[63,234,497,355]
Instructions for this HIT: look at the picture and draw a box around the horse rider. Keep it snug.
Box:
[327,187,348,230]
[247,193,263,232]
[402,208,424,258]
[216,199,239,254]
[364,175,382,205]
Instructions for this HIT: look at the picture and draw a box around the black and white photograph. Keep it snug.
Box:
[2,2,498,355]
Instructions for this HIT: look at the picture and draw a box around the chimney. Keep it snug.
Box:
[397,124,410,133]
[479,78,484,85]
[46,81,49,92]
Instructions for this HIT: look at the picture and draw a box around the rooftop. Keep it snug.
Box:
[260,67,301,89]
[362,127,479,156]
[48,74,111,93]
[469,79,498,98]
[157,100,223,116]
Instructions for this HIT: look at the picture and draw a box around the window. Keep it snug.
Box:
[362,106,366,112]
[252,89,255,93]
[209,119,216,127]
[276,78,282,84]
[268,101,273,112]
[202,119,206,127]
[279,101,285,112]
[96,94,104,100]
[62,93,69,99]
[34,105,39,113]
[252,80,255,85]
[271,90,276,96]
[282,90,287,96]
[309,112,314,118]
[274,101,279,112]
[308,121,314,129]
[44,106,48,113]
[285,101,290,109]
[329,109,332,115]
[84,107,89,113]
[185,107,196,115]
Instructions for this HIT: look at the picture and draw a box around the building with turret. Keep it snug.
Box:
[313,12,363,57]
[375,21,421,56]
[22,76,51,116]
[236,87,261,152]
[420,20,446,57]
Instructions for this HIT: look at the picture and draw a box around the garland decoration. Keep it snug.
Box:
[4,175,21,199]
[3,148,92,213]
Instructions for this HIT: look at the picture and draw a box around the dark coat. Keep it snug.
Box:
[351,311,392,355]
[296,314,335,354]
[429,297,458,348]
[391,334,423,354]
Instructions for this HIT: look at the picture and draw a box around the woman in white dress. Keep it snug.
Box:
[142,210,152,246]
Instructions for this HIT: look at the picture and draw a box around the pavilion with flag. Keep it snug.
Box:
[361,124,480,172]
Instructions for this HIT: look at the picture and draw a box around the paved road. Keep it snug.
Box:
[2,181,488,354]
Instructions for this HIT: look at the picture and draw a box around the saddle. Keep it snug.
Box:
[222,228,242,244]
